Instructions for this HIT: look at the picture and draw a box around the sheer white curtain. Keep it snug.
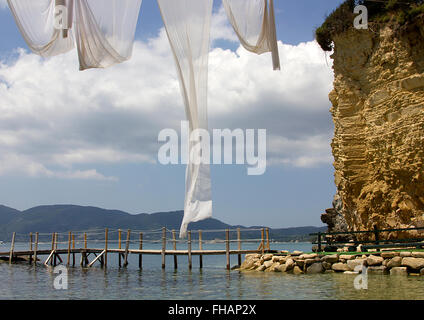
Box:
[157,0,213,238]
[223,0,280,70]
[8,0,142,70]
[74,0,142,70]
[7,0,75,57]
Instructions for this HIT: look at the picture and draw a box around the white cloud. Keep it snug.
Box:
[0,0,6,9]
[0,26,334,180]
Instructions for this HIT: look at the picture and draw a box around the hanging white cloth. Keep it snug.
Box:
[157,0,213,238]
[74,0,142,70]
[7,0,142,70]
[223,0,280,70]
[7,0,75,57]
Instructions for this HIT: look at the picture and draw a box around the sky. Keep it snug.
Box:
[0,0,345,228]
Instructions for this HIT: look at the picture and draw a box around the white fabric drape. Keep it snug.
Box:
[74,0,142,70]
[157,0,213,238]
[7,0,75,57]
[223,0,280,70]
[7,0,141,70]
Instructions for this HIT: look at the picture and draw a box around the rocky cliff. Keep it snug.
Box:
[323,14,424,238]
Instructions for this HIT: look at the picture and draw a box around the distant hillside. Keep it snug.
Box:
[0,204,326,241]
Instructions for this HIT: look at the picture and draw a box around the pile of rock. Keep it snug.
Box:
[239,251,424,275]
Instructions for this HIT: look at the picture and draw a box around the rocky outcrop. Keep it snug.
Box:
[239,251,424,276]
[327,18,424,237]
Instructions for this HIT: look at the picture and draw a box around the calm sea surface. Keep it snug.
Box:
[1,241,424,300]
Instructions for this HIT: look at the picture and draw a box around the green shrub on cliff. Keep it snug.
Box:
[316,0,424,51]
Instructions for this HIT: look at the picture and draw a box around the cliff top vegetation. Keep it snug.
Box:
[316,0,424,51]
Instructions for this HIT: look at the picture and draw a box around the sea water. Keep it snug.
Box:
[1,241,424,300]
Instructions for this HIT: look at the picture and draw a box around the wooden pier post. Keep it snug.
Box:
[237,228,241,266]
[67,231,71,266]
[172,230,177,269]
[261,228,265,255]
[104,228,108,268]
[72,233,75,267]
[9,232,16,264]
[161,227,166,269]
[118,229,122,267]
[226,229,230,270]
[188,231,192,270]
[266,228,270,251]
[124,229,131,267]
[29,232,33,264]
[138,232,143,269]
[34,232,39,265]
[84,232,87,249]
[50,233,55,266]
[199,230,203,269]
[54,233,58,266]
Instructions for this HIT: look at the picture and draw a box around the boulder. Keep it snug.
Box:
[293,266,304,275]
[240,259,257,270]
[299,253,318,260]
[412,252,424,258]
[285,258,295,271]
[306,262,323,274]
[322,261,332,270]
[387,256,402,268]
[332,263,350,272]
[262,254,273,261]
[265,262,280,272]
[263,260,274,269]
[276,264,287,273]
[257,265,266,271]
[368,266,388,275]
[401,257,424,270]
[321,254,339,263]
[305,258,316,266]
[339,254,356,260]
[400,252,412,257]
[344,271,359,274]
[381,252,398,259]
[366,255,384,266]
[420,268,424,276]
[292,251,303,256]
[390,267,408,276]
[347,258,366,271]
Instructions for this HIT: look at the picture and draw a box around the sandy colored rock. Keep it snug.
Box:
[401,257,424,270]
[387,256,402,268]
[256,265,266,272]
[400,252,412,257]
[339,254,356,260]
[347,258,366,271]
[262,254,273,262]
[412,252,424,258]
[390,267,408,276]
[306,262,323,274]
[285,258,295,271]
[263,260,274,269]
[332,263,350,272]
[367,255,384,266]
[293,266,304,275]
[321,254,339,264]
[381,252,399,259]
[367,266,388,275]
[328,21,424,236]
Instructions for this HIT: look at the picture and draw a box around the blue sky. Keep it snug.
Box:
[0,0,345,228]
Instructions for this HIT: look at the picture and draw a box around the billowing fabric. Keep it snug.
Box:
[7,0,141,70]
[223,0,280,70]
[74,0,142,70]
[7,0,75,57]
[157,0,213,238]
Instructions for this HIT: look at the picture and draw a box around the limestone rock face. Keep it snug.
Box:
[328,20,424,237]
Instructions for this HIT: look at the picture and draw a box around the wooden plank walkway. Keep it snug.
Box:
[0,227,272,270]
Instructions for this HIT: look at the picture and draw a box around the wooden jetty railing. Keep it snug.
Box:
[310,226,424,252]
[0,227,273,270]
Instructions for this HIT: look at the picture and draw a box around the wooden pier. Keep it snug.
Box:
[0,227,272,270]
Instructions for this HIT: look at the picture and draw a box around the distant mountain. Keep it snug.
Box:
[0,204,326,241]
